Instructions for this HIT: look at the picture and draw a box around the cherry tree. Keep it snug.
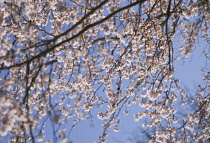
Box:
[0,0,209,142]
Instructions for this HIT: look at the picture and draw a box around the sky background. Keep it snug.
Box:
[58,40,207,143]
[63,35,208,143]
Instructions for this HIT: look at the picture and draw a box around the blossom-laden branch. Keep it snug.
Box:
[0,0,209,142]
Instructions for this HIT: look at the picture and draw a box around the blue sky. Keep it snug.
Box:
[60,35,209,143]
[54,42,208,143]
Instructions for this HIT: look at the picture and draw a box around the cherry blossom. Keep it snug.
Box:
[0,0,209,143]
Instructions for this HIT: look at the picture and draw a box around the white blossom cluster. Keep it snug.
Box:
[0,0,209,142]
